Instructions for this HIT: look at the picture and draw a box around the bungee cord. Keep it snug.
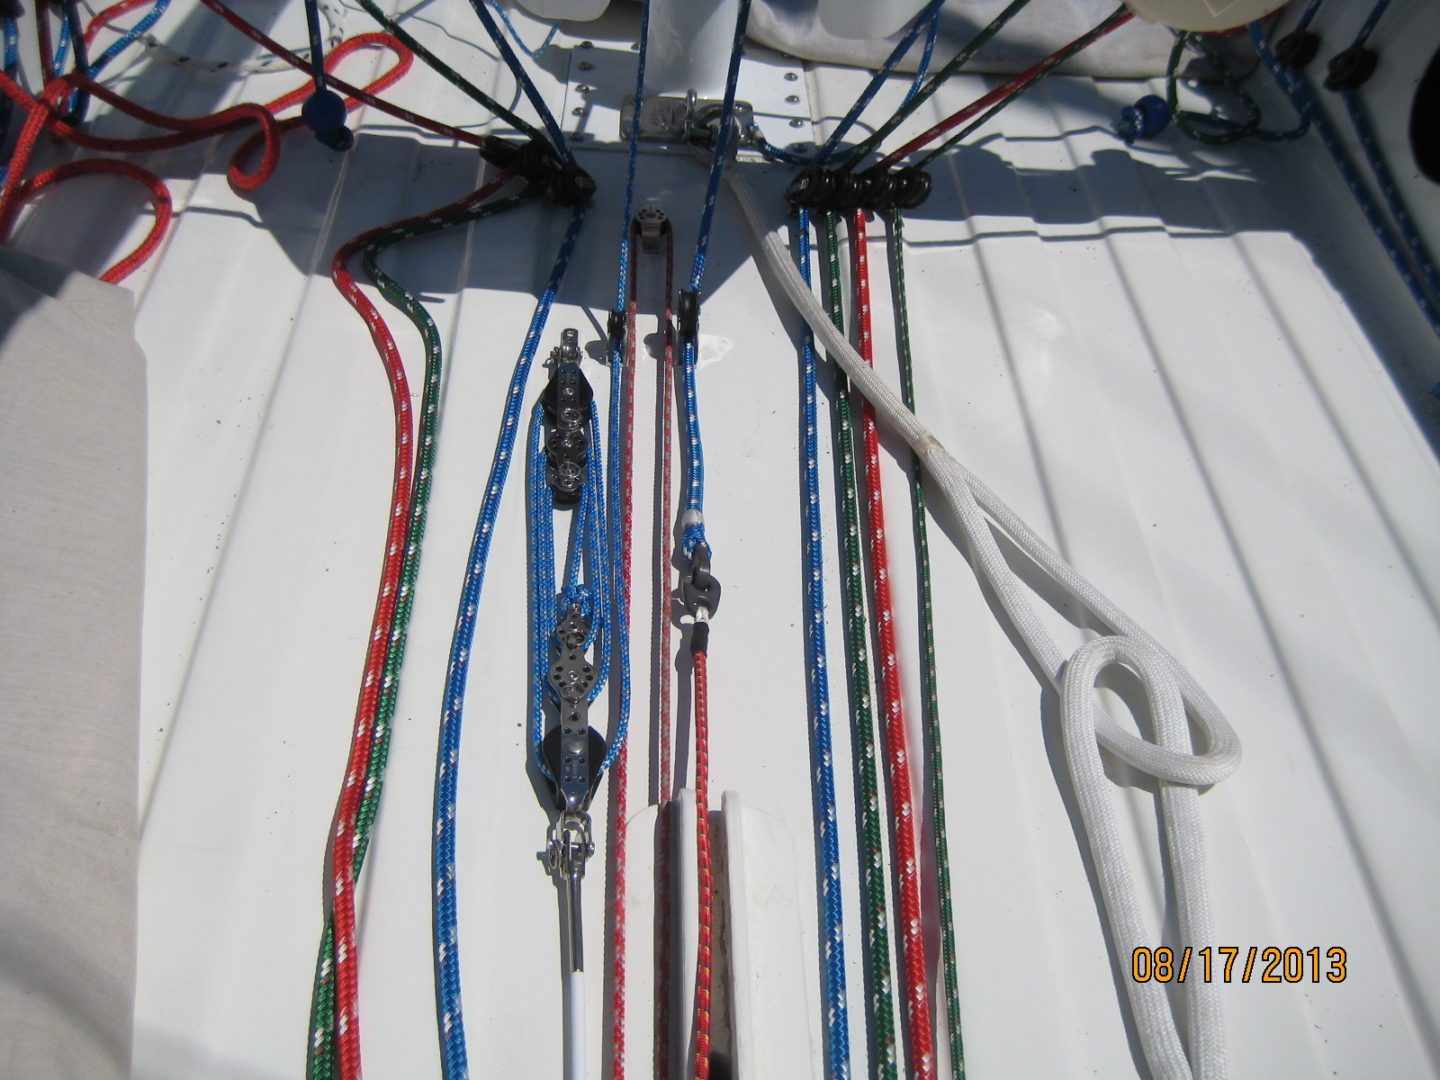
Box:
[836,0,1034,171]
[22,2,1431,1075]
[895,5,1134,169]
[1251,17,1440,342]
[463,0,572,161]
[846,208,936,1080]
[430,204,587,1080]
[732,165,1242,1080]
[603,8,652,1074]
[887,209,966,1079]
[306,176,537,1080]
[350,0,546,145]
[821,209,891,1080]
[1324,1,1440,316]
[669,4,752,1076]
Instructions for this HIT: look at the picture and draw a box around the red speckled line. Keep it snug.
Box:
[850,208,936,1079]
[690,633,713,1080]
[324,174,513,1080]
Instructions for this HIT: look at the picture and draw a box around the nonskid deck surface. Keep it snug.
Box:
[5,1,1438,1077]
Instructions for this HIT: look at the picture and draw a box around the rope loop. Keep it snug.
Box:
[1061,635,1241,790]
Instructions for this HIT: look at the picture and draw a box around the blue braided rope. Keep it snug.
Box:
[86,0,172,79]
[678,333,707,559]
[1341,89,1440,309]
[1353,0,1392,46]
[57,0,90,125]
[1334,0,1440,308]
[52,9,72,76]
[795,206,852,1080]
[302,0,331,93]
[1293,0,1325,33]
[464,0,572,161]
[688,0,752,294]
[488,0,558,59]
[528,404,558,770]
[817,0,946,161]
[431,206,587,1080]
[615,0,651,315]
[680,0,751,558]
[906,5,943,105]
[2,16,15,72]
[601,0,647,773]
[1251,22,1440,341]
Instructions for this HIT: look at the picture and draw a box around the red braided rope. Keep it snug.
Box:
[876,11,1135,169]
[656,231,677,804]
[3,159,171,282]
[83,0,158,47]
[197,0,491,150]
[652,225,677,1080]
[0,35,411,278]
[690,636,714,1080]
[327,228,414,1080]
[851,209,936,1079]
[325,175,513,1080]
[610,229,642,1080]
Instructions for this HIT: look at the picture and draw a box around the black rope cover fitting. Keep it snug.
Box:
[1274,30,1321,70]
[1324,46,1379,92]
[677,289,700,341]
[680,545,722,619]
[607,308,626,352]
[785,165,932,213]
[481,136,597,206]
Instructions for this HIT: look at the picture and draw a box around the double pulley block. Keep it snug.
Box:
[537,328,607,815]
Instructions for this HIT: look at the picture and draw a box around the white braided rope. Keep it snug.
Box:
[730,165,1239,1080]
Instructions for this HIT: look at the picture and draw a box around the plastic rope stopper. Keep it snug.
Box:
[1273,29,1320,69]
[301,88,354,150]
[1116,93,1171,144]
[1324,46,1378,92]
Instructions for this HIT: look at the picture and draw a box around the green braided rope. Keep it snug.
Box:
[1165,29,1262,145]
[838,0,1035,170]
[305,186,541,1080]
[356,0,548,144]
[888,210,965,1078]
[820,211,899,1080]
[913,3,1133,168]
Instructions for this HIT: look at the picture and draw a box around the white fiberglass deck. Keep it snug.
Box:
[7,1,1440,1077]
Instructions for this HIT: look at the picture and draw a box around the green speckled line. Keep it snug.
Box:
[354,0,547,144]
[306,184,540,1080]
[1166,30,1261,145]
[821,210,899,1080]
[888,209,965,1078]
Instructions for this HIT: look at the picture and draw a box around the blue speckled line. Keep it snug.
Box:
[431,206,587,1080]
[795,206,852,1080]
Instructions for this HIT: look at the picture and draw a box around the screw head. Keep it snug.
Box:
[784,71,798,81]
[789,118,804,128]
[785,94,800,104]
[576,85,592,93]
[577,60,593,71]
[579,40,593,48]
[631,42,641,51]
[572,106,585,116]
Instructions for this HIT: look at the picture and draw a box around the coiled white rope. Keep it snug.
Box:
[729,166,1240,1080]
